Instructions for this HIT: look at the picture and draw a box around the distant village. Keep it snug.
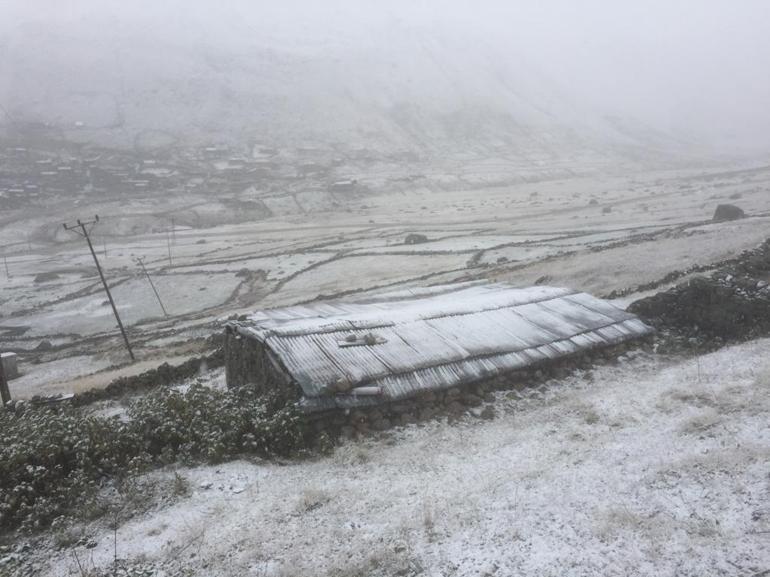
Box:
[0,134,374,217]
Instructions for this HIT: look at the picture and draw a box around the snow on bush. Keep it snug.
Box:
[0,384,304,531]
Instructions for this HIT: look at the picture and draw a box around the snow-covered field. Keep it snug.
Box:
[2,163,770,397]
[29,339,770,577]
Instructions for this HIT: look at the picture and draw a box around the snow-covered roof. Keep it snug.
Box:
[231,282,652,411]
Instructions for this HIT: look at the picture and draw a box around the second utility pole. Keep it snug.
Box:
[64,216,135,361]
[136,256,169,317]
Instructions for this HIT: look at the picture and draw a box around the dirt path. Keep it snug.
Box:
[8,352,199,399]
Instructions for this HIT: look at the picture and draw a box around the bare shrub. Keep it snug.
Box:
[296,488,330,513]
[171,472,190,498]
[566,400,601,425]
[313,546,421,577]
[679,409,722,435]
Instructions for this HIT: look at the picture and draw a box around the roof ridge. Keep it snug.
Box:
[251,288,578,338]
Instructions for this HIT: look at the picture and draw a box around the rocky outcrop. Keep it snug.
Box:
[630,276,770,343]
[629,239,770,349]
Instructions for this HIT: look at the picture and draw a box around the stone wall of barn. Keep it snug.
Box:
[224,328,297,399]
[303,338,655,443]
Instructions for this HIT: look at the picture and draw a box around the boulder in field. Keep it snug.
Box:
[33,272,60,283]
[404,233,429,245]
[35,340,53,352]
[712,204,745,222]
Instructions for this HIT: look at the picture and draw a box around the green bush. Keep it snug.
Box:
[0,384,305,531]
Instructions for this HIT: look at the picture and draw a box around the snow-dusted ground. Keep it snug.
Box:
[33,339,770,577]
[3,164,770,396]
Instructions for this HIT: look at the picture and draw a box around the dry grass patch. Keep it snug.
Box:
[679,408,723,436]
[296,487,331,513]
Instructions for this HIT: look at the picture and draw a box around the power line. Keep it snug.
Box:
[63,215,135,361]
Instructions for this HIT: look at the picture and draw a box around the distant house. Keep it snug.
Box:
[328,179,361,193]
[225,282,652,413]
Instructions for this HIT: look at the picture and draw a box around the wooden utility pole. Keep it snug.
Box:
[0,357,10,405]
[165,225,173,265]
[64,216,135,361]
[136,256,169,317]
[3,251,9,280]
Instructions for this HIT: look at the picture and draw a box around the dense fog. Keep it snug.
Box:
[2,0,769,156]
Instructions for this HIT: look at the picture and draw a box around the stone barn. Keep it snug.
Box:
[224,282,653,413]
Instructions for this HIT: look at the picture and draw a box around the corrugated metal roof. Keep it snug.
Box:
[230,282,652,411]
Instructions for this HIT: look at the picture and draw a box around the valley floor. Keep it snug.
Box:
[4,162,770,399]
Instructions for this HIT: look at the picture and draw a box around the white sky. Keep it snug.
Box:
[1,0,769,152]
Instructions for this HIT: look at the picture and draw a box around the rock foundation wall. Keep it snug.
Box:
[303,339,652,442]
[224,328,297,398]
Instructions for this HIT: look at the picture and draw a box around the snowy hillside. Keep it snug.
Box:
[0,5,692,162]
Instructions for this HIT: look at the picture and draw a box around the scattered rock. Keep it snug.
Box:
[35,340,53,352]
[447,401,466,415]
[444,387,460,400]
[370,417,391,432]
[480,406,496,420]
[419,406,437,421]
[399,413,416,426]
[712,203,745,222]
[363,332,380,346]
[404,233,429,245]
[33,272,60,283]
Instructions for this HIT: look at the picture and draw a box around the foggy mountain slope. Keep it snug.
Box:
[0,11,690,164]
